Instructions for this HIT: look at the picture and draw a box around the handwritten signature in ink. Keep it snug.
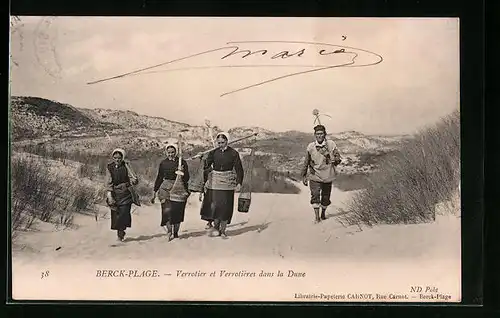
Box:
[87,40,383,97]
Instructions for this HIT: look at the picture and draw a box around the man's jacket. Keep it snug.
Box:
[301,139,341,183]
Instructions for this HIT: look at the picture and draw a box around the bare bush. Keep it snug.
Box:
[339,110,460,226]
[10,155,100,238]
[78,162,96,179]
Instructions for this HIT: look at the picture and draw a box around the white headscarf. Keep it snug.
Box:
[112,148,126,159]
[165,143,178,161]
[165,143,178,153]
[216,132,230,142]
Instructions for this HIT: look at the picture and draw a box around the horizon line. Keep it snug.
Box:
[10,94,412,137]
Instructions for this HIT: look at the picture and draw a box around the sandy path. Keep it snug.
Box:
[12,183,354,261]
[11,183,461,302]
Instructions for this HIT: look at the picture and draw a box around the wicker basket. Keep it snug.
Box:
[170,175,189,202]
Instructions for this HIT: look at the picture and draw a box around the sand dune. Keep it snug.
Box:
[11,183,461,302]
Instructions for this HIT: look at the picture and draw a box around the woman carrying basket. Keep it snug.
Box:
[151,143,190,241]
[200,132,244,238]
[105,148,140,242]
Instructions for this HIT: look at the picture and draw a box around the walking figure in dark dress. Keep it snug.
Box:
[200,132,244,238]
[105,148,140,242]
[151,144,190,241]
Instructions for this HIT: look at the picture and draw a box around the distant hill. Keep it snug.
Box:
[79,108,193,132]
[10,96,119,139]
[10,96,410,177]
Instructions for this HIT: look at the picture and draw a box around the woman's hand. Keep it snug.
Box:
[106,197,116,206]
[106,191,116,206]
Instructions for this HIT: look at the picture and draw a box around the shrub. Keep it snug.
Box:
[10,155,100,238]
[78,162,96,179]
[339,111,460,226]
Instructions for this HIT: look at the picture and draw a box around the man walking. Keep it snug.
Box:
[301,125,342,223]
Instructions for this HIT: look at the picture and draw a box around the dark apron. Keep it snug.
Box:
[110,183,133,230]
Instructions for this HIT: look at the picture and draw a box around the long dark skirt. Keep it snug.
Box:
[200,189,235,224]
[111,203,132,230]
[161,200,187,226]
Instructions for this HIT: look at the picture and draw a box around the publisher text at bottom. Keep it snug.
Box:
[294,292,453,301]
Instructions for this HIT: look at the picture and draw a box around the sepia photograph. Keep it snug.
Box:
[9,16,461,302]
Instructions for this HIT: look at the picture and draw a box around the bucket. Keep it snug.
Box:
[238,192,251,213]
[238,198,251,213]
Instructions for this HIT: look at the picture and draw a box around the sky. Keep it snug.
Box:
[9,17,459,135]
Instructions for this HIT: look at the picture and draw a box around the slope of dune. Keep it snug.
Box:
[12,182,461,302]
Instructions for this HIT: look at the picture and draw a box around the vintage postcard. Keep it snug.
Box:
[9,16,461,302]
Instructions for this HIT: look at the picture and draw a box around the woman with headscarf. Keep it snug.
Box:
[105,148,140,242]
[200,132,244,238]
[151,143,190,241]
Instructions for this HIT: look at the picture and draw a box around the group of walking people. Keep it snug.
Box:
[105,132,244,242]
[104,124,342,243]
